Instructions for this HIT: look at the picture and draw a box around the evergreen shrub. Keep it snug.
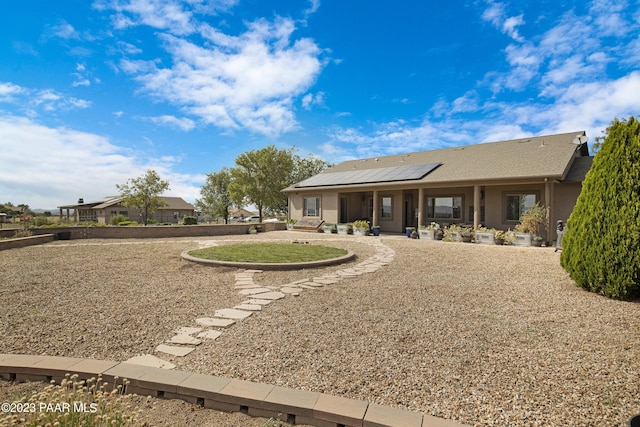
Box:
[560,117,640,299]
[182,216,198,225]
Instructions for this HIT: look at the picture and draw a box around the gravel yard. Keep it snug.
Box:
[1,231,639,426]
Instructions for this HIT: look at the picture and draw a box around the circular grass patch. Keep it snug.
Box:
[187,243,348,263]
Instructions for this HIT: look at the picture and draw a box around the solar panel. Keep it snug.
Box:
[294,162,442,188]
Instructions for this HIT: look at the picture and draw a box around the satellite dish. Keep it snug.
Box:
[572,134,589,145]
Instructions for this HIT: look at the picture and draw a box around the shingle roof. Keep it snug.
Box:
[58,196,194,210]
[285,131,591,191]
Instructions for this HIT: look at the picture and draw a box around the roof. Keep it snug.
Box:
[58,196,194,210]
[284,131,592,191]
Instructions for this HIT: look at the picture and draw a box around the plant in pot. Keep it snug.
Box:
[459,227,474,243]
[322,222,336,234]
[405,226,416,238]
[515,203,548,246]
[532,235,544,247]
[286,218,296,231]
[353,220,370,236]
[443,224,461,241]
[475,225,497,245]
[336,223,352,235]
[419,222,440,240]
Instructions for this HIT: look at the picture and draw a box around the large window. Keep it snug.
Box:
[303,197,321,217]
[505,193,537,222]
[381,196,392,219]
[428,196,462,220]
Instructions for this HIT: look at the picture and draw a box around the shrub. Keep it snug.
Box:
[110,214,128,225]
[182,216,198,225]
[514,202,548,235]
[33,216,52,227]
[118,220,139,226]
[560,117,640,299]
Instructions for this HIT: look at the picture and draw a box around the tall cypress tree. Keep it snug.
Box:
[560,117,640,299]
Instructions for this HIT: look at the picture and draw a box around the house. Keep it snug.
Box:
[283,131,593,242]
[58,196,195,224]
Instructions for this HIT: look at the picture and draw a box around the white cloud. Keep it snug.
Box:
[148,114,196,130]
[302,91,325,110]
[0,115,202,208]
[120,16,323,137]
[481,1,525,42]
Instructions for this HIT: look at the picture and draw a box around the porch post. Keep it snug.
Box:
[372,190,379,227]
[473,185,480,229]
[418,188,424,227]
[545,179,554,243]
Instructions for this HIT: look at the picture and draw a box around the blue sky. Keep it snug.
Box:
[1,0,639,210]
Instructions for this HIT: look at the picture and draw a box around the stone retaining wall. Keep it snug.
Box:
[0,234,56,251]
[0,223,286,241]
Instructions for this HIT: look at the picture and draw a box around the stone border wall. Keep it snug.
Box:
[0,234,56,251]
[0,223,286,241]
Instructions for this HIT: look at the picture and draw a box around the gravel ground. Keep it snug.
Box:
[1,231,639,427]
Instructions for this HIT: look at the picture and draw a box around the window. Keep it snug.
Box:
[428,196,462,220]
[505,193,537,221]
[303,197,321,217]
[381,196,392,219]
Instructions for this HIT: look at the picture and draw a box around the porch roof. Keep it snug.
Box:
[284,131,591,192]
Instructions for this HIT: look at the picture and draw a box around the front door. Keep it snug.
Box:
[339,196,349,223]
[404,193,415,229]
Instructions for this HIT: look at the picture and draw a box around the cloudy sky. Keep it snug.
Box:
[1,0,639,209]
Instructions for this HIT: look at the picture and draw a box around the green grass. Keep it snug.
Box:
[188,243,348,263]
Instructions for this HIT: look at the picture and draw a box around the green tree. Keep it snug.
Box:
[229,146,295,221]
[560,117,640,299]
[116,169,170,225]
[195,168,233,223]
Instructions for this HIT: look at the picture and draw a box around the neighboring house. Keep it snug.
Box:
[58,196,195,224]
[283,131,593,242]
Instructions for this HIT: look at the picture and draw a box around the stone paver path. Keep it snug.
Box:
[124,237,395,368]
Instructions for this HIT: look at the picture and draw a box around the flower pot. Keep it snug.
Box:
[322,225,336,234]
[372,227,380,236]
[514,233,533,246]
[286,223,294,231]
[419,229,435,240]
[460,234,473,243]
[337,224,352,235]
[406,228,415,238]
[475,231,495,245]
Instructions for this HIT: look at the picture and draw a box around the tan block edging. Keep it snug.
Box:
[0,354,470,427]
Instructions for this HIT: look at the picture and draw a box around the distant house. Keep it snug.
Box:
[58,196,195,224]
[283,131,593,242]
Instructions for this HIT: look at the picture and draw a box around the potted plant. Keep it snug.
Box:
[443,224,461,242]
[336,223,353,235]
[410,229,419,239]
[322,223,336,234]
[532,235,544,247]
[286,219,296,231]
[419,222,440,240]
[371,225,380,236]
[248,225,258,234]
[514,203,548,246]
[494,230,506,245]
[353,220,370,236]
[405,227,416,238]
[475,225,497,245]
[460,227,474,243]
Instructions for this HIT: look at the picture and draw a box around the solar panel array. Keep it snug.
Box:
[294,162,442,188]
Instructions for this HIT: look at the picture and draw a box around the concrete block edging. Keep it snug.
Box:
[0,354,469,427]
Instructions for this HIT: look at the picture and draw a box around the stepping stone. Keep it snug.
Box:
[298,284,320,290]
[312,279,339,285]
[286,278,310,286]
[238,287,271,296]
[214,308,253,320]
[196,317,236,328]
[234,284,261,290]
[280,287,301,296]
[243,299,273,306]
[168,335,202,345]
[243,269,263,273]
[234,303,263,311]
[156,344,195,357]
[124,354,176,369]
[253,291,286,300]
[175,327,202,335]
[302,281,324,287]
[197,330,223,340]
